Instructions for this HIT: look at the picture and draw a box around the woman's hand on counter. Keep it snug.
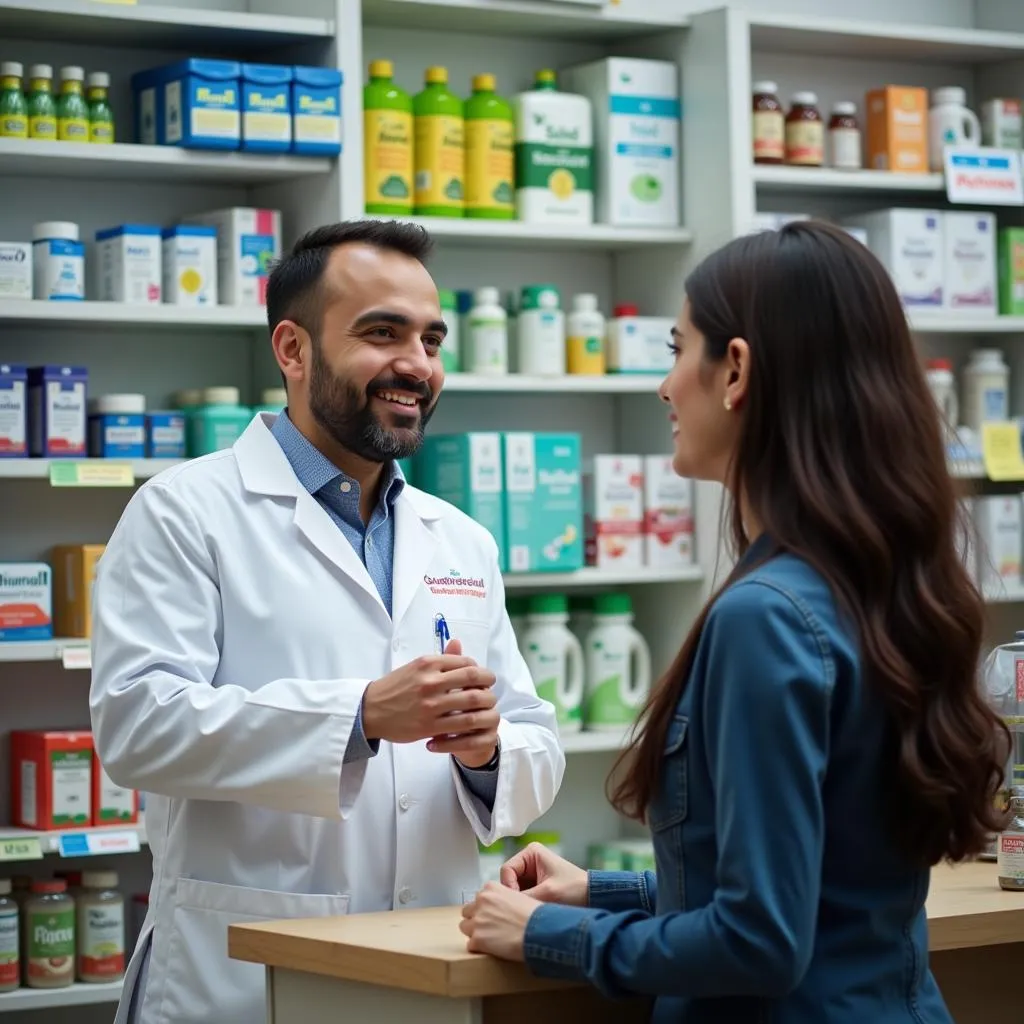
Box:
[500,841,589,906]
[460,882,538,961]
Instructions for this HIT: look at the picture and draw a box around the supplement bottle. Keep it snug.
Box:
[23,879,74,989]
[517,284,565,376]
[828,101,861,169]
[438,289,461,372]
[0,879,18,993]
[77,870,125,983]
[87,72,114,144]
[467,286,508,375]
[583,593,652,731]
[27,64,57,141]
[520,594,585,732]
[189,387,252,456]
[0,62,28,139]
[785,91,824,167]
[57,66,89,143]
[925,357,958,428]
[465,74,514,220]
[962,348,1009,431]
[997,789,1024,891]
[413,67,464,218]
[752,80,784,164]
[363,60,413,215]
[567,293,606,375]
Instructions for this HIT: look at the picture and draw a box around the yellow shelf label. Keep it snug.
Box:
[982,422,1024,481]
[0,837,42,862]
[49,462,135,488]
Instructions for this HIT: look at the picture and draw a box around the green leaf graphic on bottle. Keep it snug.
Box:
[585,674,630,725]
[492,181,513,204]
[630,174,662,203]
[379,175,410,199]
[444,178,464,200]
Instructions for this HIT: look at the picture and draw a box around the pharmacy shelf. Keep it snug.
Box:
[0,459,183,481]
[0,0,333,50]
[393,216,693,251]
[561,727,633,754]
[0,639,90,667]
[753,165,945,195]
[0,820,147,856]
[747,12,1024,62]
[0,139,332,185]
[910,315,1024,334]
[984,584,1024,604]
[444,373,661,394]
[0,981,123,1012]
[503,565,703,590]
[362,0,687,40]
[0,300,266,330]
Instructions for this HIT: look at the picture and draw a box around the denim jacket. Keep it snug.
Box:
[524,538,954,1024]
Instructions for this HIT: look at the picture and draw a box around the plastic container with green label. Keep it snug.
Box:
[0,62,28,139]
[414,67,464,218]
[254,387,287,416]
[363,60,413,215]
[465,74,514,220]
[438,289,460,372]
[27,64,57,141]
[86,71,114,144]
[56,66,88,143]
[188,387,252,456]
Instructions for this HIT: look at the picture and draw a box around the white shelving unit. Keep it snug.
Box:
[0,983,124,1014]
[0,458,183,480]
[0,300,267,329]
[0,821,147,856]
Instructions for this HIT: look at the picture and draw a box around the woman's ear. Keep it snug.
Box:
[724,337,751,410]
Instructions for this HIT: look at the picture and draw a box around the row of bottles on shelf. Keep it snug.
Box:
[364,58,680,228]
[0,62,112,143]
[752,82,1023,173]
[0,208,281,306]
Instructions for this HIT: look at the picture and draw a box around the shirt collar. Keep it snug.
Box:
[270,409,405,510]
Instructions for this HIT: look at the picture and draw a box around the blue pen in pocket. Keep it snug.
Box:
[434,613,450,654]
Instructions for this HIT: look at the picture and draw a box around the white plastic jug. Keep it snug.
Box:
[583,593,651,731]
[521,594,585,733]
[929,87,981,171]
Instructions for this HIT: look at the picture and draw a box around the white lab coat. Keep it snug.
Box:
[89,414,564,1024]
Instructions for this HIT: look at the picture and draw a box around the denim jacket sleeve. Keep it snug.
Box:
[587,870,658,913]
[523,580,832,999]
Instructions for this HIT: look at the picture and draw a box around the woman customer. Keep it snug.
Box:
[460,221,1010,1023]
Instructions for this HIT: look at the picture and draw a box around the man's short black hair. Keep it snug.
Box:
[266,219,434,336]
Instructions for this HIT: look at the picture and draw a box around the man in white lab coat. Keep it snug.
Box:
[89,219,564,1024]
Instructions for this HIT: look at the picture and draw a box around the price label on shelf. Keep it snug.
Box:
[944,148,1024,206]
[61,645,91,671]
[0,837,42,862]
[982,422,1024,481]
[49,461,135,488]
[58,829,141,858]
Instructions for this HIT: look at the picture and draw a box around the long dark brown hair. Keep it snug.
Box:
[610,221,1010,866]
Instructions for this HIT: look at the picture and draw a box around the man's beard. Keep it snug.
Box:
[308,337,436,463]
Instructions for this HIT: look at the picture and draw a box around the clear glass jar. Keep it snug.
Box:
[23,880,74,989]
[77,870,124,983]
[997,790,1024,891]
[0,879,19,993]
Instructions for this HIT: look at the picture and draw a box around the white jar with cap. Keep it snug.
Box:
[88,393,146,458]
[256,387,287,414]
[567,293,606,375]
[962,348,1009,432]
[929,86,981,172]
[76,870,124,984]
[32,221,84,301]
[517,285,565,376]
[467,287,508,375]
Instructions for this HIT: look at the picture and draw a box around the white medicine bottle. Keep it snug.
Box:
[517,285,565,376]
[567,293,606,375]
[467,286,508,375]
[962,348,1009,432]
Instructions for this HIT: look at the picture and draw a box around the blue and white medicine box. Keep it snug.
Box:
[291,66,342,156]
[0,363,28,458]
[88,395,146,459]
[241,64,293,153]
[147,412,186,459]
[0,562,53,642]
[28,365,88,458]
[132,59,241,150]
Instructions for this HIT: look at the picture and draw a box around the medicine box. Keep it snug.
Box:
[0,241,32,299]
[147,411,187,458]
[132,58,241,149]
[563,57,680,227]
[52,544,104,639]
[0,363,27,457]
[96,224,162,305]
[585,454,644,569]
[33,236,84,302]
[865,86,928,173]
[973,495,1022,596]
[241,63,293,153]
[92,750,139,827]
[943,212,996,315]
[643,455,694,567]
[186,207,281,306]
[0,562,52,642]
[607,314,674,374]
[844,208,943,308]
[10,730,93,831]
[415,433,506,570]
[28,365,87,458]
[998,227,1024,316]
[291,66,343,156]
[162,225,218,306]
[503,432,584,573]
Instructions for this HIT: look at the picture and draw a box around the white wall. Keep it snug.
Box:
[647,0,975,29]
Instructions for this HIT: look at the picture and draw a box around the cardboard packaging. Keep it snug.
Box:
[998,227,1024,316]
[973,495,1022,596]
[10,730,93,830]
[865,86,929,173]
[52,544,105,638]
[943,211,997,315]
[185,207,281,306]
[642,456,694,567]
[28,364,88,458]
[0,363,27,458]
[92,750,139,826]
[0,562,52,642]
[585,454,644,569]
[95,224,162,304]
[606,312,675,374]
[0,242,32,299]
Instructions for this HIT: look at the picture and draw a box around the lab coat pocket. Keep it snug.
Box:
[158,878,350,1024]
[447,618,491,667]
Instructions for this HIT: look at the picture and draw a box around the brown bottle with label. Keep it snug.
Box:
[752,80,784,164]
[785,91,824,167]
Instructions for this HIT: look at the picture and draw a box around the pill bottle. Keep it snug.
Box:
[752,80,784,164]
[76,870,125,983]
[962,348,1009,431]
[785,92,824,166]
[517,285,565,376]
[567,293,606,375]
[32,221,84,301]
[23,880,74,989]
[88,394,146,458]
[828,101,862,169]
[189,387,252,456]
[467,287,508,375]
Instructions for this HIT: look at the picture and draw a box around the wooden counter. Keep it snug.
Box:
[229,861,1023,1024]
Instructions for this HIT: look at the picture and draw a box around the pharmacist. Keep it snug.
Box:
[90,219,564,1024]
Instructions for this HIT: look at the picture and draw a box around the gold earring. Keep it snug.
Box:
[724,397,733,411]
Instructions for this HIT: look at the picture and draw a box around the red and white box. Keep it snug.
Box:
[643,455,694,567]
[585,455,644,569]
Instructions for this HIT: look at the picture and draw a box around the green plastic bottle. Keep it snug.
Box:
[465,73,515,220]
[413,66,464,218]
[27,64,57,141]
[363,60,413,216]
[86,71,114,144]
[56,65,88,142]
[0,62,28,139]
